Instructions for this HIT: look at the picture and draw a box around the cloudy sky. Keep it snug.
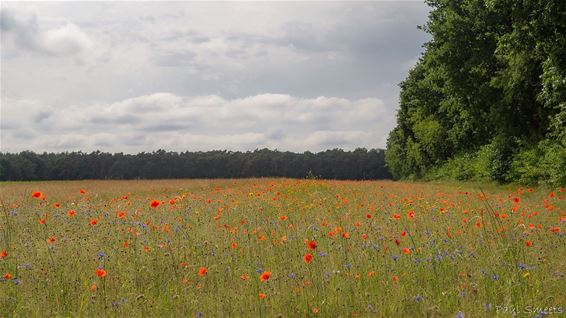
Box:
[1,1,430,153]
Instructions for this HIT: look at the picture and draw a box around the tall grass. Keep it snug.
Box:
[0,179,564,317]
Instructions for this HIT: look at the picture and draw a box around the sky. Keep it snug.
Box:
[0,1,430,153]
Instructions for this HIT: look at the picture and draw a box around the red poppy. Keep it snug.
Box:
[3,273,13,279]
[366,213,372,219]
[231,242,237,250]
[68,210,76,217]
[95,268,107,277]
[525,240,533,247]
[0,250,7,259]
[116,211,126,219]
[259,271,271,282]
[80,189,87,194]
[393,213,401,220]
[306,240,317,250]
[169,199,175,205]
[150,200,161,208]
[53,202,61,208]
[258,293,266,299]
[32,191,43,198]
[407,210,415,219]
[47,236,57,244]
[303,253,313,264]
[198,267,208,276]
[403,248,411,254]
[89,219,98,226]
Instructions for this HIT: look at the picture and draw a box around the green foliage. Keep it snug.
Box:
[425,136,517,183]
[386,0,566,186]
[508,138,566,186]
[424,135,566,186]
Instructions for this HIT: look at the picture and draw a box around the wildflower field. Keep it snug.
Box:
[0,179,564,317]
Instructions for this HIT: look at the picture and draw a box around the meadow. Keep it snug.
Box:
[0,179,564,317]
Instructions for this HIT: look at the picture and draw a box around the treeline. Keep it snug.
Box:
[0,148,391,181]
[386,0,566,185]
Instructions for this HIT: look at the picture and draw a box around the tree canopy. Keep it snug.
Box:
[0,149,391,181]
[386,0,566,185]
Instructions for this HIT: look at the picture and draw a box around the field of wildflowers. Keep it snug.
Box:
[0,179,564,317]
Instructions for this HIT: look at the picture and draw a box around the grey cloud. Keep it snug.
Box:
[89,114,141,125]
[34,110,53,123]
[304,131,372,148]
[1,2,430,153]
[141,123,194,132]
[1,8,42,51]
[10,129,36,140]
[160,30,210,44]
[1,8,93,57]
[152,50,198,67]
[2,3,429,103]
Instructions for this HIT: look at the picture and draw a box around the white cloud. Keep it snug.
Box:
[1,8,93,57]
[41,23,93,55]
[1,93,393,153]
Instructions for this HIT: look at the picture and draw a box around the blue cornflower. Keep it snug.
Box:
[518,263,528,270]
[19,263,32,270]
